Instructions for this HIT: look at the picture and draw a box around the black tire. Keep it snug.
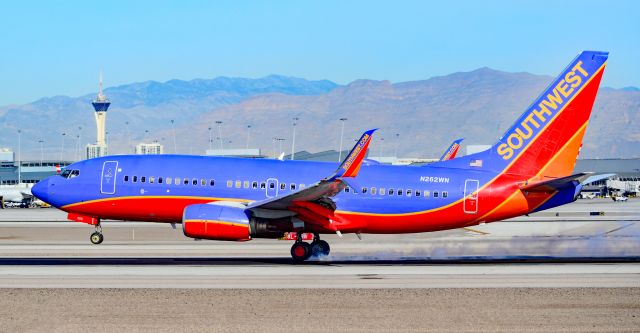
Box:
[290,242,311,262]
[90,232,104,245]
[311,240,330,257]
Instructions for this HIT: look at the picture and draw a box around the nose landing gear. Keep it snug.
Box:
[290,233,331,262]
[90,223,104,245]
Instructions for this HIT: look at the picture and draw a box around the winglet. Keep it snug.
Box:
[439,138,464,161]
[329,129,377,180]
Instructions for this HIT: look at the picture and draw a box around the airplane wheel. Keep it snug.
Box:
[290,242,311,262]
[90,232,104,245]
[311,240,330,257]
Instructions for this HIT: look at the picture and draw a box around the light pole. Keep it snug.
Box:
[38,139,44,165]
[272,137,277,158]
[60,132,66,161]
[338,118,347,162]
[170,119,177,154]
[215,121,223,150]
[125,121,131,153]
[246,125,251,149]
[379,137,385,157]
[77,126,82,160]
[277,138,285,156]
[17,129,21,185]
[75,134,80,161]
[291,117,299,160]
[208,127,213,150]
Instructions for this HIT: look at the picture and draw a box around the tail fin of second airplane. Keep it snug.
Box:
[486,51,608,180]
[439,138,464,161]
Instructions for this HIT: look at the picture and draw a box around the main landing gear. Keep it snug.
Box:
[90,222,104,245]
[290,233,330,262]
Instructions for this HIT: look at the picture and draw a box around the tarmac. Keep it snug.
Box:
[0,198,639,331]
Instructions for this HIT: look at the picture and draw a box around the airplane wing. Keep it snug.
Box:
[245,129,377,231]
[439,138,464,161]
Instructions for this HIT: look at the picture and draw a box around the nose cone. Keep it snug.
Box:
[31,178,50,203]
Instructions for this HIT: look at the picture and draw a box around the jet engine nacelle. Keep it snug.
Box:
[182,204,292,241]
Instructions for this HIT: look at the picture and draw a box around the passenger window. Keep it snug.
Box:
[192,179,197,186]
[166,177,172,184]
[362,187,368,194]
[184,178,189,185]
[158,177,163,184]
[371,187,377,195]
[235,180,241,188]
[201,179,206,186]
[149,176,155,184]
[260,182,266,189]
[415,190,421,197]
[280,183,286,190]
[269,182,275,189]
[299,184,305,189]
[252,181,258,189]
[345,187,350,193]
[290,183,296,190]
[133,176,138,183]
[380,188,386,195]
[443,191,448,198]
[243,181,250,189]
[175,178,180,185]
[141,176,146,183]
[210,179,215,186]
[227,180,232,188]
[398,189,403,196]
[389,188,394,195]
[434,191,439,198]
[406,189,412,196]
[424,191,430,198]
[124,175,129,182]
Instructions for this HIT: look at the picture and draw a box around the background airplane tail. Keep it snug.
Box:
[487,51,608,181]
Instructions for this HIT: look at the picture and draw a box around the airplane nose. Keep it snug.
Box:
[31,178,50,203]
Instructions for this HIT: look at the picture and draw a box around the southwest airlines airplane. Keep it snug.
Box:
[32,51,608,261]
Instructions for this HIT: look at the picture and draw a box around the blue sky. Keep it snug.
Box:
[1,0,638,105]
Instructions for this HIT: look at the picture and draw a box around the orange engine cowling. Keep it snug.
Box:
[182,204,251,241]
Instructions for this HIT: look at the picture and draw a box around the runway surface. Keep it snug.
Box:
[1,199,639,331]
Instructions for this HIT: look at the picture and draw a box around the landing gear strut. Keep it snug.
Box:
[290,233,331,262]
[90,222,104,245]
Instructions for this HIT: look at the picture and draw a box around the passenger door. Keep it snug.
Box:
[100,161,118,194]
[463,179,479,214]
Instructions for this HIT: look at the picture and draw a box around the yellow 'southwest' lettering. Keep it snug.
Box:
[497,58,593,160]
[572,61,588,76]
[556,79,573,98]
[532,105,552,122]
[541,88,563,110]
[497,143,513,160]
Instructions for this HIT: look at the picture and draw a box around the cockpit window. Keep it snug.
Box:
[60,169,80,179]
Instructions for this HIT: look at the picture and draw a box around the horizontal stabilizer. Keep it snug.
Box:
[581,173,615,185]
[520,172,593,193]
